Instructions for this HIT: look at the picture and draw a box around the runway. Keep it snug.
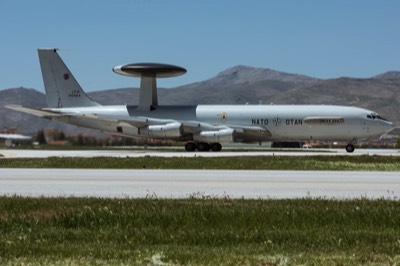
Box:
[1,169,399,199]
[1,148,399,158]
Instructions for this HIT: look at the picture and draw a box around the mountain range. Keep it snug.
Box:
[1,66,399,136]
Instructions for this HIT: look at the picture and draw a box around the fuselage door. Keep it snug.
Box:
[362,121,370,136]
[219,112,228,124]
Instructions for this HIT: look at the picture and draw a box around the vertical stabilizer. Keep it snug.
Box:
[38,49,100,108]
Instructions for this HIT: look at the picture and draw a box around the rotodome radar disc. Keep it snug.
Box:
[113,63,186,78]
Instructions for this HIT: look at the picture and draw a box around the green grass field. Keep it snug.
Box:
[1,197,400,265]
[1,155,400,170]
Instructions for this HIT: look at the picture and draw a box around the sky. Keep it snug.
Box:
[1,0,400,92]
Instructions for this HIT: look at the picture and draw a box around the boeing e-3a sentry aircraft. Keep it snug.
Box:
[6,49,394,152]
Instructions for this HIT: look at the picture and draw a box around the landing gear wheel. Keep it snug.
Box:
[345,144,355,153]
[210,143,222,152]
[185,142,196,152]
[197,142,210,152]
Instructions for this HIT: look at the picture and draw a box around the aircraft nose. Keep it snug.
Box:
[380,120,394,134]
[369,120,394,137]
[385,120,394,127]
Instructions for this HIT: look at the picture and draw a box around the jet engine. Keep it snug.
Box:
[139,122,182,138]
[193,128,234,143]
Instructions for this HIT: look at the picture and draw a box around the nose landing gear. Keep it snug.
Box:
[345,144,355,153]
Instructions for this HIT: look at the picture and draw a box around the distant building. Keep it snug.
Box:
[0,133,32,147]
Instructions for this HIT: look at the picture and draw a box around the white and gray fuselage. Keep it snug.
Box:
[51,104,393,142]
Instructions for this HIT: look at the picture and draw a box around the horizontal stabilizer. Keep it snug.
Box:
[5,105,100,120]
[5,105,64,118]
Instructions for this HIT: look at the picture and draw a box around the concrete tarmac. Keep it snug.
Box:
[1,169,399,199]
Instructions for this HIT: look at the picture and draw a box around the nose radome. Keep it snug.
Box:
[384,119,393,127]
[380,121,394,134]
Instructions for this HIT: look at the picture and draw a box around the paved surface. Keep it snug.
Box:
[1,148,399,158]
[1,169,399,199]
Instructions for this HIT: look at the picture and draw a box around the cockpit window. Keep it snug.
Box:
[367,113,388,121]
[377,115,388,121]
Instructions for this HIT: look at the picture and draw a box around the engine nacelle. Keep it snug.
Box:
[139,122,182,138]
[193,128,234,143]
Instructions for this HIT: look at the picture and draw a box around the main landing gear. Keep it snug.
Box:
[185,142,222,152]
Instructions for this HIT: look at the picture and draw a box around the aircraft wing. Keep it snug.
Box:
[120,118,272,142]
[6,105,272,142]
